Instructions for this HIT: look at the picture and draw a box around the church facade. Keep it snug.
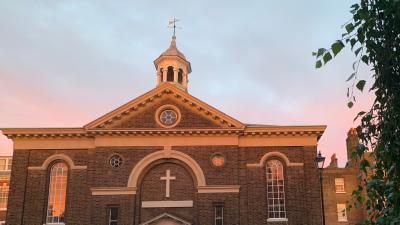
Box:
[2,36,326,225]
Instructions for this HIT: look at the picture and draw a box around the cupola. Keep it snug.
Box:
[154,35,192,91]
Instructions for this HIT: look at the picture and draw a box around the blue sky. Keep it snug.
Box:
[0,1,374,166]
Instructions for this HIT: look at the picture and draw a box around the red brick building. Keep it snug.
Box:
[322,129,369,225]
[0,156,12,225]
[1,36,327,225]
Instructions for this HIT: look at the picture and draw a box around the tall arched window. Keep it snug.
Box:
[178,69,183,84]
[46,162,68,224]
[266,159,286,219]
[167,66,174,82]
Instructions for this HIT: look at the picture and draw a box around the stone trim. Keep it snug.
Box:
[28,154,87,170]
[197,185,240,193]
[91,187,137,195]
[154,104,182,128]
[139,213,191,225]
[127,148,206,188]
[267,218,288,222]
[84,83,244,129]
[246,151,304,168]
[141,200,193,208]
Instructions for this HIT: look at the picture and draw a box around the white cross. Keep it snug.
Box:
[160,169,176,198]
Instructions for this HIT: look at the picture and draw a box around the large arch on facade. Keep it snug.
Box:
[127,149,206,189]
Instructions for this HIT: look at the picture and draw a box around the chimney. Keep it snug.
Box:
[346,128,359,167]
[328,153,338,168]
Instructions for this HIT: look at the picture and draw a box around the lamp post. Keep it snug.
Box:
[315,151,326,225]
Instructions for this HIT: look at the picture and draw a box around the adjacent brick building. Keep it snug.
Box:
[322,128,369,225]
[1,36,327,225]
[0,156,12,225]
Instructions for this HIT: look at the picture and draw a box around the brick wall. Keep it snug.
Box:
[323,168,366,225]
[110,97,221,129]
[6,145,323,225]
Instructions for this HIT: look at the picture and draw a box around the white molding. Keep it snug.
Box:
[139,212,191,225]
[141,200,193,208]
[246,151,304,168]
[128,148,206,188]
[28,154,87,170]
[197,185,240,193]
[91,187,136,195]
[267,218,288,222]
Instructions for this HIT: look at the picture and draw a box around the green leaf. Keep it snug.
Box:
[355,47,362,56]
[315,60,322,69]
[345,23,354,33]
[317,48,326,57]
[312,51,317,56]
[356,80,366,92]
[332,41,345,56]
[323,52,332,64]
[350,38,357,49]
[361,55,369,65]
[348,101,354,108]
[346,73,356,81]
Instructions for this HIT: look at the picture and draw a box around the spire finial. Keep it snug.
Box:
[168,18,180,37]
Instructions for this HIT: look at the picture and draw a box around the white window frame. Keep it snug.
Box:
[337,203,348,222]
[0,158,12,171]
[46,162,68,225]
[266,159,286,219]
[214,204,224,225]
[335,178,346,193]
[108,207,118,225]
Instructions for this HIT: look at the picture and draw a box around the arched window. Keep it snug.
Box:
[266,159,286,219]
[178,69,183,84]
[160,68,164,82]
[167,66,174,82]
[46,162,68,224]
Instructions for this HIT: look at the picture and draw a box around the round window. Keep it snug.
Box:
[109,155,123,168]
[211,154,226,167]
[160,109,178,126]
[155,105,181,128]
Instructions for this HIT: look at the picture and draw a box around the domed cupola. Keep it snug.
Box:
[154,35,192,91]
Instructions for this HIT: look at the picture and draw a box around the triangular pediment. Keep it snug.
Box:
[85,83,244,130]
[140,213,191,225]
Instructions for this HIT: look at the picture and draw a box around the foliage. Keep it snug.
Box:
[313,0,400,224]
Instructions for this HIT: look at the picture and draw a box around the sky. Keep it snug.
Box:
[0,1,374,166]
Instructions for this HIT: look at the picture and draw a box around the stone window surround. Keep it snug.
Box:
[155,104,182,128]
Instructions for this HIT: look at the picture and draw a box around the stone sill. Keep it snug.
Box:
[43,223,65,225]
[267,218,288,222]
[336,191,347,194]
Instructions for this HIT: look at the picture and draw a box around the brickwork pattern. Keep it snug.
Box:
[111,97,221,129]
[6,145,324,225]
[323,168,366,225]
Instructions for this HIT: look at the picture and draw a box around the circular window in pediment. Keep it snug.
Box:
[155,104,181,128]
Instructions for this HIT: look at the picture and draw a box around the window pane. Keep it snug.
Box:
[0,159,6,171]
[0,184,9,209]
[110,207,118,221]
[335,178,345,192]
[266,160,286,219]
[214,205,223,225]
[7,159,12,171]
[46,163,68,223]
[337,204,348,221]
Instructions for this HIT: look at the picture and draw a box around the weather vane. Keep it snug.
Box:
[168,18,181,36]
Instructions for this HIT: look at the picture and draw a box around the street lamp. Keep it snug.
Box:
[315,151,326,225]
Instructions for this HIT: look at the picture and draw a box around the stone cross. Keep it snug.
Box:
[160,169,176,198]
